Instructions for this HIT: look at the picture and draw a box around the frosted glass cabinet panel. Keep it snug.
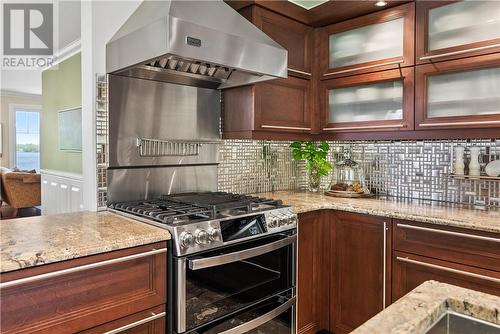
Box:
[329,18,404,69]
[321,3,415,77]
[322,68,414,132]
[428,1,500,51]
[417,1,500,63]
[329,81,403,123]
[427,68,500,118]
[415,54,500,129]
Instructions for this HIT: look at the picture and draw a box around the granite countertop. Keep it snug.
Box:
[255,191,500,234]
[352,280,500,334]
[0,211,171,273]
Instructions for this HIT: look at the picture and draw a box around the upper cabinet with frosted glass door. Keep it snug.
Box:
[319,3,415,79]
[416,1,500,64]
[415,53,500,129]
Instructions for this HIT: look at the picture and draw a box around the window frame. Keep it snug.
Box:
[8,103,42,170]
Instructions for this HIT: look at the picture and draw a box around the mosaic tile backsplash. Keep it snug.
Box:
[218,139,500,207]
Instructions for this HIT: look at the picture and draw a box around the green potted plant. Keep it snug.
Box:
[290,141,332,192]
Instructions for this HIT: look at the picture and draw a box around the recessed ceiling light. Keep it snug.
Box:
[375,1,388,7]
[287,0,329,10]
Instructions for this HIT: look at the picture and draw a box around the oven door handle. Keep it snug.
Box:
[188,235,297,270]
[218,297,296,334]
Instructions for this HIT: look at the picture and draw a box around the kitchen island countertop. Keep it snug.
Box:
[351,280,500,334]
[0,211,170,273]
[256,191,500,234]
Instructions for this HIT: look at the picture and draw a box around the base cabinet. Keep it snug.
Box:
[0,242,167,334]
[330,211,391,334]
[297,211,329,334]
[392,251,500,302]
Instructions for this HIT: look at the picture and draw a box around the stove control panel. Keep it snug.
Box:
[172,207,296,256]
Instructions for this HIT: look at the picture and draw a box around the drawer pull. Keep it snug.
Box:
[323,124,406,131]
[288,68,312,76]
[103,311,166,334]
[419,120,500,127]
[396,223,500,243]
[419,43,500,60]
[396,256,500,284]
[382,222,388,309]
[323,59,404,77]
[0,248,167,289]
[261,125,311,131]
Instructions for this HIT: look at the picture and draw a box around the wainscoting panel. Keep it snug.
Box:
[41,170,84,214]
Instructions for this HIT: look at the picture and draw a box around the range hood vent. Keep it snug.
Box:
[106,0,287,89]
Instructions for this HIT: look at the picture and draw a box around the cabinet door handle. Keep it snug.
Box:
[323,59,404,77]
[0,248,168,289]
[382,221,388,309]
[396,256,500,284]
[103,311,166,334]
[419,43,500,60]
[323,124,406,131]
[419,120,500,127]
[396,223,500,243]
[288,68,312,76]
[261,125,311,131]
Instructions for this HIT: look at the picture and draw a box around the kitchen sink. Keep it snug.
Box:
[425,311,500,334]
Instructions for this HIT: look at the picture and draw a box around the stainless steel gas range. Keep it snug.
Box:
[109,192,297,334]
[105,1,292,333]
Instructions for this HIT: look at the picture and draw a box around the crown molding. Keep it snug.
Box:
[43,38,82,71]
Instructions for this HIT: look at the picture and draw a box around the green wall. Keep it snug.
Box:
[41,53,82,174]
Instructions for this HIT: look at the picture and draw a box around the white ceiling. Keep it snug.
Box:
[1,0,82,96]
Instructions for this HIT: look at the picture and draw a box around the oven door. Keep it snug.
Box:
[174,231,296,333]
[192,290,295,334]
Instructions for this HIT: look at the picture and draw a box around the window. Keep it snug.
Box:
[9,105,41,172]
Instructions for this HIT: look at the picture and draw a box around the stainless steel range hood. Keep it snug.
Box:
[106,0,288,89]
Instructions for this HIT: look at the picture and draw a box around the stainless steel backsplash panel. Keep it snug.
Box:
[108,74,220,167]
[107,166,218,203]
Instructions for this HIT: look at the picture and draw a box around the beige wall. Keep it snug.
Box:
[0,94,43,168]
[41,53,82,174]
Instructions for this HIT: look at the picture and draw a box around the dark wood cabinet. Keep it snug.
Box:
[318,3,414,79]
[393,219,500,302]
[0,242,167,334]
[329,211,391,334]
[223,76,312,139]
[320,67,414,133]
[80,305,166,334]
[392,251,500,302]
[222,5,314,140]
[416,1,500,65]
[297,211,329,334]
[415,53,500,130]
[242,6,313,75]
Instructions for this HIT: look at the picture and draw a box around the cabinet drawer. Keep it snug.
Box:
[393,220,500,272]
[0,242,167,334]
[80,305,166,334]
[392,251,500,302]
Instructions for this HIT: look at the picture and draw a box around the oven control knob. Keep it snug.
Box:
[180,232,195,248]
[289,216,297,225]
[194,229,209,245]
[268,217,278,228]
[279,218,288,226]
[207,228,220,242]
